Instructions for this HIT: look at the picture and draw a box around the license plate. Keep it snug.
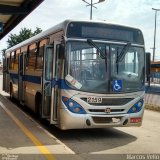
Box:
[112,117,121,123]
[87,97,102,103]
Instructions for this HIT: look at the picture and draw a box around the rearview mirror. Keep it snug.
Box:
[146,52,151,83]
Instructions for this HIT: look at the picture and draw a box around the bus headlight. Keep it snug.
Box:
[62,96,86,114]
[69,102,74,107]
[127,99,144,114]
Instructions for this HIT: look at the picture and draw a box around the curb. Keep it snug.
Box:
[145,104,160,112]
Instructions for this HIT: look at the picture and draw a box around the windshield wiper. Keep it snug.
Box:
[87,39,105,59]
[116,42,131,63]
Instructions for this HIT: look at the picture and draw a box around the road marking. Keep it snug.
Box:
[0,101,56,160]
[0,92,75,154]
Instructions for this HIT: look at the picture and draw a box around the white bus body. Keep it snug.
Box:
[3,20,145,130]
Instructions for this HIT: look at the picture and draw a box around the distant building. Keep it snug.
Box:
[151,61,160,73]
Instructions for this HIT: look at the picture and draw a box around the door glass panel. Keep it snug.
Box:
[45,47,53,81]
[20,55,23,76]
[43,82,51,115]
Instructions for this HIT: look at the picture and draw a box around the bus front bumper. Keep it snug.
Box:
[59,108,144,130]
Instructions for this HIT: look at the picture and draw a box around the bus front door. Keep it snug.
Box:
[42,45,58,124]
[42,42,62,124]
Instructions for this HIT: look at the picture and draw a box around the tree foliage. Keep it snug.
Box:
[6,27,42,49]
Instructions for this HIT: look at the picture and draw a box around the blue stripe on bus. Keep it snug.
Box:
[10,73,72,90]
[10,73,18,84]
[10,73,41,84]
[23,75,41,84]
[52,79,72,90]
[60,80,72,89]
[10,73,18,79]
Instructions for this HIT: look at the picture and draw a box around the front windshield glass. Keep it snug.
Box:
[65,41,109,93]
[65,41,145,94]
[111,45,145,92]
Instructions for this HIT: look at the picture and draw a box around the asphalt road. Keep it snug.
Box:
[47,110,160,154]
[0,75,160,160]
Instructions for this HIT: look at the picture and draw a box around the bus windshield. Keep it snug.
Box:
[65,41,145,94]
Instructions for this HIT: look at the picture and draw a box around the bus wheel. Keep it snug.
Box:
[35,93,42,119]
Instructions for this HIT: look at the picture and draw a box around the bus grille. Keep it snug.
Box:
[81,98,133,106]
[92,117,122,124]
[88,109,125,113]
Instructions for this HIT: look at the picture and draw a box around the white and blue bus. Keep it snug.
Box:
[3,20,145,130]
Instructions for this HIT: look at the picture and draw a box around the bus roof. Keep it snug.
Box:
[5,19,143,54]
[6,20,68,54]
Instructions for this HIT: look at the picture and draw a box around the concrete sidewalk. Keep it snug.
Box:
[145,93,160,112]
[145,83,160,112]
[0,93,79,160]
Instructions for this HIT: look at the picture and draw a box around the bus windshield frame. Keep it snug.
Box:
[65,39,145,94]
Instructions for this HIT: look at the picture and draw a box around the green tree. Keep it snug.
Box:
[6,27,42,49]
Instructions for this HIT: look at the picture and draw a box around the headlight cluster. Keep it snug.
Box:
[127,99,144,114]
[62,96,86,114]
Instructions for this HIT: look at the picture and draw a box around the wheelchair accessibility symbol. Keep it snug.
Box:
[113,80,122,92]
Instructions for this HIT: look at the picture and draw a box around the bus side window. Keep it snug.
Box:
[9,51,15,70]
[2,55,8,73]
[14,49,20,70]
[36,45,43,70]
[27,43,37,70]
[36,54,43,70]
[35,39,49,70]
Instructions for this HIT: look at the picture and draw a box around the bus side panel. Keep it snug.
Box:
[3,72,10,93]
[24,70,42,112]
[24,82,42,111]
[9,70,19,99]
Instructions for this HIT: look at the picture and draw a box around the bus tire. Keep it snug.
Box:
[35,93,42,119]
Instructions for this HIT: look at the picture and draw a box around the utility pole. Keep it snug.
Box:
[82,0,105,20]
[152,8,160,62]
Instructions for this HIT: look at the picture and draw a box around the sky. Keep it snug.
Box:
[0,0,160,61]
